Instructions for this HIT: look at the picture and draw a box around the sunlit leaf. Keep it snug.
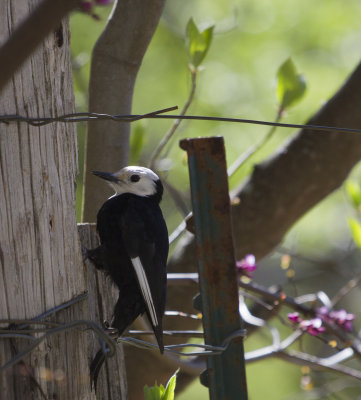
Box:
[162,369,178,400]
[144,370,178,400]
[186,18,214,68]
[348,218,361,251]
[345,180,361,210]
[276,57,306,110]
[144,382,165,400]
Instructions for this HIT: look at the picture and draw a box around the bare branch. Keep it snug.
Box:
[149,70,198,170]
[331,273,361,307]
[168,60,361,273]
[275,350,361,380]
[231,60,361,259]
[227,110,282,176]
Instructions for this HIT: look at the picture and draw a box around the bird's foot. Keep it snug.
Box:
[102,320,119,339]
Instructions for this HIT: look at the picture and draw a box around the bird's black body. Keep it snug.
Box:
[89,191,168,335]
[87,167,168,389]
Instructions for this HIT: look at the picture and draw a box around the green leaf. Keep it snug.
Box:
[144,383,165,400]
[186,18,214,68]
[144,370,178,400]
[345,180,361,210]
[276,57,306,110]
[162,369,178,400]
[348,218,361,251]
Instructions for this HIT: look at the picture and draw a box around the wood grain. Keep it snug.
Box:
[0,2,89,398]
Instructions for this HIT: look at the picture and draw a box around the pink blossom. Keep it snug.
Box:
[317,307,355,332]
[236,254,257,278]
[287,312,302,323]
[288,313,325,336]
[300,318,326,336]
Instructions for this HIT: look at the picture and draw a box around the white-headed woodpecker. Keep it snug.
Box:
[87,166,168,388]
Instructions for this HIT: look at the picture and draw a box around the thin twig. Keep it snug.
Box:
[276,350,361,380]
[149,71,198,170]
[245,330,361,380]
[238,279,312,315]
[331,273,361,307]
[227,110,282,176]
[162,179,189,217]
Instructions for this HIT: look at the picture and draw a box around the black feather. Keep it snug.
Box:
[87,182,168,390]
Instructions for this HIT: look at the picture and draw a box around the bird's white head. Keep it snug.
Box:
[92,166,162,199]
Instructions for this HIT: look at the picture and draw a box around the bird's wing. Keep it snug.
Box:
[119,202,161,330]
[130,256,158,327]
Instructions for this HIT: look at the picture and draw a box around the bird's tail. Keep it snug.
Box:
[90,348,106,392]
[152,319,164,354]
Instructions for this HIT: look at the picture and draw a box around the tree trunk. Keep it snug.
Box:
[82,0,166,222]
[0,2,114,398]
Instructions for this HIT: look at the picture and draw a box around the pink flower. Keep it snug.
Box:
[236,254,257,278]
[317,307,355,332]
[300,318,326,336]
[288,313,325,336]
[287,312,302,323]
[317,306,329,317]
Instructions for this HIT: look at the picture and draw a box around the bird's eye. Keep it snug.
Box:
[130,174,140,183]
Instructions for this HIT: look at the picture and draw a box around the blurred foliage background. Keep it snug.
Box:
[70,0,361,398]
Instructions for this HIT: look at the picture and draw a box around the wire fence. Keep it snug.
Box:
[1,272,360,382]
[0,290,247,373]
[1,106,361,134]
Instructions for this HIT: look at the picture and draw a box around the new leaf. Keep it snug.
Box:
[276,57,306,110]
[345,180,361,210]
[144,369,178,400]
[348,218,361,251]
[144,383,165,400]
[186,18,214,68]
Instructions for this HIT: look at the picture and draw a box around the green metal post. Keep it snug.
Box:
[180,136,248,400]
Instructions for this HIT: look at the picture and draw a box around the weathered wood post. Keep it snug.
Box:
[0,1,127,398]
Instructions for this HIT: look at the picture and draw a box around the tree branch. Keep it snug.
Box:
[232,60,361,259]
[164,60,361,392]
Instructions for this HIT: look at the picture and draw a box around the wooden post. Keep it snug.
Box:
[0,2,127,398]
[78,223,128,399]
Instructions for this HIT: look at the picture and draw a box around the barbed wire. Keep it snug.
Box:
[0,106,178,126]
[1,107,361,134]
[1,282,360,381]
[0,290,246,372]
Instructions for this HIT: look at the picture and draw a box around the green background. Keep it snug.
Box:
[70,1,361,398]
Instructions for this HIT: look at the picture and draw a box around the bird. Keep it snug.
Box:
[86,166,169,389]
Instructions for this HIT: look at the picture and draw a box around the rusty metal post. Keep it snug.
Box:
[180,136,248,400]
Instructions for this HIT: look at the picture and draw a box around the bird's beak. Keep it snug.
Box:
[92,170,119,183]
